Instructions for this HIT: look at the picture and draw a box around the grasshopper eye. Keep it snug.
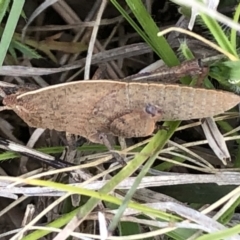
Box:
[145,103,162,117]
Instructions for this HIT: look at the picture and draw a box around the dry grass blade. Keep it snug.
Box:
[0,43,152,76]
[22,0,61,41]
[201,117,230,165]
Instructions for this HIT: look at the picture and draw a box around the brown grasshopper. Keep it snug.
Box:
[0,72,239,145]
[0,59,239,167]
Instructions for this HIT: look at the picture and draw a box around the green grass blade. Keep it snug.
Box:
[230,3,240,50]
[200,13,237,57]
[11,39,42,59]
[125,0,179,66]
[0,0,11,23]
[108,150,161,232]
[196,224,240,240]
[0,0,25,66]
